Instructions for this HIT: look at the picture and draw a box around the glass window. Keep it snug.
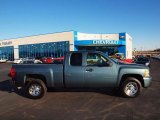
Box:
[86,53,109,66]
[77,46,118,56]
[70,53,82,66]
[0,46,14,61]
[19,41,69,59]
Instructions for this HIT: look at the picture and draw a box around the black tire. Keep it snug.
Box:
[120,77,142,98]
[26,79,47,99]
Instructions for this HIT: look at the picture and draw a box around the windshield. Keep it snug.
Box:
[100,52,118,64]
[111,58,119,63]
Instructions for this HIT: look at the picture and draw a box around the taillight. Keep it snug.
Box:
[10,67,16,78]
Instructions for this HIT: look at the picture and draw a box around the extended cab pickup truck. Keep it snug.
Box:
[10,51,152,99]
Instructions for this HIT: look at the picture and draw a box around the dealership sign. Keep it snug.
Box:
[93,40,118,45]
[0,41,12,46]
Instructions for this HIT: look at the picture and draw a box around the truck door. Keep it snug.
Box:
[65,53,85,88]
[84,52,116,88]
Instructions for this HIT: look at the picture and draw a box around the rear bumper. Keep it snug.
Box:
[143,76,152,87]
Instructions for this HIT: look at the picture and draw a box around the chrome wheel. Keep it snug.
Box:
[124,82,138,97]
[29,84,42,97]
[26,79,47,99]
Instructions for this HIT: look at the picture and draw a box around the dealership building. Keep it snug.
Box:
[0,31,132,61]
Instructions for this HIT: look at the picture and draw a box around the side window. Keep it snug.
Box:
[70,53,82,66]
[86,53,109,66]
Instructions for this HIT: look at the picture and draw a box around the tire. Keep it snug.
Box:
[26,79,47,99]
[120,77,142,98]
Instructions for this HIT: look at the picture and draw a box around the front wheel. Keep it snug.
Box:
[26,79,47,99]
[121,77,142,98]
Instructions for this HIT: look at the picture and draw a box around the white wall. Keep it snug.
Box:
[0,31,74,59]
[126,33,133,59]
[14,45,19,59]
[77,32,119,40]
[0,31,74,46]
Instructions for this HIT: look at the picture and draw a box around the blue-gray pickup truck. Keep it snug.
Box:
[10,51,152,99]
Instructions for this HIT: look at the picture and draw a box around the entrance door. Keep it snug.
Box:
[77,46,118,57]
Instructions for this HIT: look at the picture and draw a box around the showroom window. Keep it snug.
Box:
[19,41,69,58]
[0,46,14,61]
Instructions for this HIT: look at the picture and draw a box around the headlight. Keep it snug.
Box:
[144,69,150,77]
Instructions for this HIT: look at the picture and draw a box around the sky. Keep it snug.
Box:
[0,0,160,50]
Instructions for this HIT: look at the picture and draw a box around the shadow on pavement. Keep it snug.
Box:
[0,80,26,97]
[47,88,121,97]
[0,80,121,98]
[0,80,13,93]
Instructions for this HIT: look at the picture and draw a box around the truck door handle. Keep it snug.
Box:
[85,68,93,72]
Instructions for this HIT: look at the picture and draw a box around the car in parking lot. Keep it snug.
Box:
[14,57,35,64]
[22,57,35,64]
[111,53,133,63]
[14,58,24,64]
[42,56,64,63]
[135,57,150,67]
[0,58,7,63]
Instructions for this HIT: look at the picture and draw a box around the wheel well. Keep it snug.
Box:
[25,74,47,86]
[120,74,144,87]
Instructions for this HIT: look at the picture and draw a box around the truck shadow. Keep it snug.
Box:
[0,80,121,98]
[47,88,121,97]
[0,80,13,93]
[0,80,26,97]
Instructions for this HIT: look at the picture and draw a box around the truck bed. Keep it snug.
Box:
[12,64,64,88]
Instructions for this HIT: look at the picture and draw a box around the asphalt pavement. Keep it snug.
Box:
[0,58,160,120]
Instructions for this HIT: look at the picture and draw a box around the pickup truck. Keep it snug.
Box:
[10,51,152,99]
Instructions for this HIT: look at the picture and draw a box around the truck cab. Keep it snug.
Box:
[64,51,117,88]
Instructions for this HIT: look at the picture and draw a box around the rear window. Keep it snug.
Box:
[70,53,82,66]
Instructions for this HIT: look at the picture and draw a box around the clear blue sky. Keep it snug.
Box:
[0,0,160,50]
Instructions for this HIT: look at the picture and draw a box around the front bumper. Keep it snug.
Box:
[143,76,152,88]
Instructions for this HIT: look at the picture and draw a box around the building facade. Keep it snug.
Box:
[0,31,132,61]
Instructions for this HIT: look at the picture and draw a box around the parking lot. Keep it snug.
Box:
[0,58,160,120]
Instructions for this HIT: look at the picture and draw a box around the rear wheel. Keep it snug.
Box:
[121,77,142,98]
[26,79,47,99]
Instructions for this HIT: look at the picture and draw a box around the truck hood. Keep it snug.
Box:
[118,62,148,69]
